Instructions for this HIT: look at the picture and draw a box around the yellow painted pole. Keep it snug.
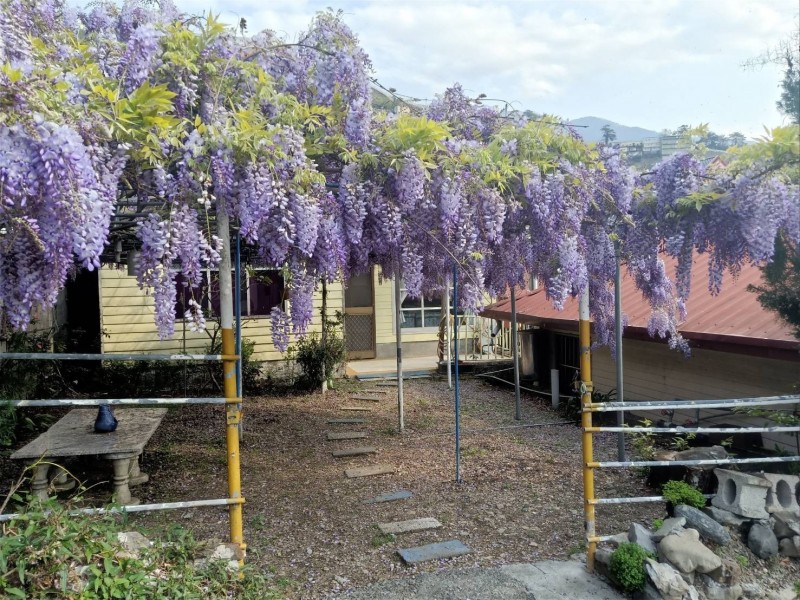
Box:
[579,288,596,572]
[222,328,244,554]
[217,208,245,562]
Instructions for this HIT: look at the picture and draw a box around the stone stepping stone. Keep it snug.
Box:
[376,382,398,387]
[332,447,377,457]
[378,517,442,535]
[327,418,367,425]
[362,389,390,394]
[327,431,367,441]
[398,540,472,564]
[340,406,373,412]
[363,490,413,504]
[345,464,394,478]
[350,395,383,402]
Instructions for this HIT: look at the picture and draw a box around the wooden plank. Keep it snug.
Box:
[350,395,383,402]
[345,464,394,478]
[397,540,472,564]
[332,447,377,457]
[327,431,367,441]
[363,490,413,504]
[376,382,398,387]
[340,406,374,412]
[327,418,367,424]
[378,517,442,535]
[362,389,390,394]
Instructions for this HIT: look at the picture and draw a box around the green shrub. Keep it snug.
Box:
[663,480,706,508]
[0,496,279,599]
[295,325,345,390]
[609,542,654,593]
[652,518,664,530]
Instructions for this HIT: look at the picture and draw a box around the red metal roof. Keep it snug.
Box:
[482,254,799,354]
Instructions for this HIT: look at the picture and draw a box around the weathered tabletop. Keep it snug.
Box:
[11,408,168,460]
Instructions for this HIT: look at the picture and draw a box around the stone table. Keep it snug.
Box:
[12,408,167,505]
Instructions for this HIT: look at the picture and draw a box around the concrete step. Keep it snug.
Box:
[397,540,472,564]
[350,395,383,402]
[378,517,442,535]
[332,447,377,458]
[363,490,413,504]
[327,418,367,425]
[340,406,374,412]
[345,464,394,478]
[327,431,367,441]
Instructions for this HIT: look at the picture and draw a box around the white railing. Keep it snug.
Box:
[451,313,513,361]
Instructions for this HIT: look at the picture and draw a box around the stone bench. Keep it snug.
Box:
[11,408,167,505]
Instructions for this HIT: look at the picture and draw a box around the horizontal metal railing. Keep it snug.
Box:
[590,455,800,468]
[0,497,245,522]
[587,394,800,412]
[587,425,800,434]
[1,397,230,407]
[0,352,237,361]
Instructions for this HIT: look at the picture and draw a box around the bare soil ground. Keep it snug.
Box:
[3,376,796,598]
[133,376,660,598]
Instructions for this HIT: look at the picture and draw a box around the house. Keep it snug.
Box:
[482,256,799,449]
[95,266,442,362]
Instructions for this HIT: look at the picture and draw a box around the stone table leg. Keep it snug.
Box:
[128,454,149,487]
[106,453,139,505]
[52,465,76,492]
[29,462,51,501]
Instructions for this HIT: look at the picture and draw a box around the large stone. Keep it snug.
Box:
[378,517,442,535]
[644,558,699,600]
[706,558,742,587]
[740,583,761,599]
[747,522,779,559]
[712,469,771,519]
[653,517,687,543]
[703,506,750,531]
[606,532,630,548]
[594,547,613,580]
[772,511,800,539]
[779,535,800,558]
[629,522,657,554]
[117,531,151,554]
[697,574,743,600]
[659,529,722,574]
[760,473,800,514]
[674,504,732,545]
[767,589,797,600]
[675,445,729,463]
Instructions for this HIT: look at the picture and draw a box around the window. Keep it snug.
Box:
[400,286,442,329]
[175,269,283,318]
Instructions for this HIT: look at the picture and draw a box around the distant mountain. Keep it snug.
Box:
[567,116,660,143]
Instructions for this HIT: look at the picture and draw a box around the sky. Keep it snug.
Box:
[170,1,798,138]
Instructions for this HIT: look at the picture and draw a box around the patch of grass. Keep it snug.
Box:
[736,554,749,568]
[567,541,586,556]
[416,414,436,429]
[275,576,296,590]
[417,397,431,408]
[662,480,706,508]
[380,426,398,436]
[249,514,266,532]
[371,532,396,547]
[463,445,488,458]
[652,518,664,530]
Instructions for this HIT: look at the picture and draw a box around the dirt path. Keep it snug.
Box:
[127,376,658,598]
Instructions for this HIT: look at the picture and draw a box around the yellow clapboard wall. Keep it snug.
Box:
[99,267,344,361]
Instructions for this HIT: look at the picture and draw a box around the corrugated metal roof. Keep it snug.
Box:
[482,255,799,352]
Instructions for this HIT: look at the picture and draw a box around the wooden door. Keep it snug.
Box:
[344,272,376,359]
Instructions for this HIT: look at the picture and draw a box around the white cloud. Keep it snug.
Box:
[170,0,800,133]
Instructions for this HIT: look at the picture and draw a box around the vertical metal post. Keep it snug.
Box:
[614,241,625,461]
[445,277,452,390]
[511,288,521,420]
[453,264,461,483]
[394,267,404,433]
[235,230,243,432]
[579,288,595,571]
[216,209,245,560]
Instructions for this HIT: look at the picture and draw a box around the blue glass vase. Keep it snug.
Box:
[94,405,118,433]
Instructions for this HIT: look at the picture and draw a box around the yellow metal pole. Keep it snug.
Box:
[217,208,245,562]
[222,328,244,554]
[579,289,596,572]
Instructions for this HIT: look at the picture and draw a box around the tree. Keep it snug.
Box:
[744,28,800,124]
[749,235,800,338]
[601,124,617,144]
[728,132,747,147]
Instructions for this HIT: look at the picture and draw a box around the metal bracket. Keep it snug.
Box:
[226,406,241,425]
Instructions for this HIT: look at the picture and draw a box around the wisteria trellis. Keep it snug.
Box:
[1,1,797,355]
